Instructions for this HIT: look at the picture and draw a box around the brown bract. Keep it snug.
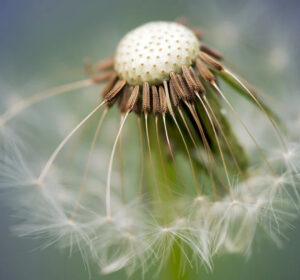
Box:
[90,24,226,117]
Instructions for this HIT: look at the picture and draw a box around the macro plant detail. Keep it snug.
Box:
[0,20,299,278]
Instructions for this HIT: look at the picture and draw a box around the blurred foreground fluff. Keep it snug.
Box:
[1,20,300,278]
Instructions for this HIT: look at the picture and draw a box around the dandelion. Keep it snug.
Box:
[0,20,299,278]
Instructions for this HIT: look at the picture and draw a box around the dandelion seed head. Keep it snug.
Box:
[1,12,300,278]
[115,21,200,85]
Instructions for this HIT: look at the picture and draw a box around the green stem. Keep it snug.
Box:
[146,118,195,280]
[163,242,192,280]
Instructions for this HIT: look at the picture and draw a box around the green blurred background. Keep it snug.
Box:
[0,0,299,279]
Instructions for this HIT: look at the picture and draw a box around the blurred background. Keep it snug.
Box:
[0,0,299,279]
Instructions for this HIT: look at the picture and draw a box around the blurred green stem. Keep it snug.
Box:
[147,120,194,280]
[163,241,192,280]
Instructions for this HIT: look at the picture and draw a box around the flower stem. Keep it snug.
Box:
[163,241,193,280]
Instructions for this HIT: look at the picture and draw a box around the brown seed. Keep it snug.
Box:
[182,65,197,93]
[142,82,151,113]
[189,67,205,94]
[126,85,140,112]
[195,58,215,83]
[199,51,224,71]
[97,56,115,70]
[169,80,180,107]
[133,95,142,115]
[105,80,126,102]
[177,74,194,101]
[170,72,186,100]
[101,72,118,97]
[118,86,131,113]
[152,86,160,115]
[200,44,223,60]
[158,86,167,114]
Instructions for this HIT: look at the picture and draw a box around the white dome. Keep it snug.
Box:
[114,21,200,85]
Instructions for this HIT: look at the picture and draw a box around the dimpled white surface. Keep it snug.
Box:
[114,22,200,85]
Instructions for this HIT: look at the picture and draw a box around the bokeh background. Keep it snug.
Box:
[0,0,299,279]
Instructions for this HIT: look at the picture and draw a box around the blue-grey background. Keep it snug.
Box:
[0,0,300,279]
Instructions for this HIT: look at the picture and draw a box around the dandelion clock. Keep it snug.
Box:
[1,17,300,280]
